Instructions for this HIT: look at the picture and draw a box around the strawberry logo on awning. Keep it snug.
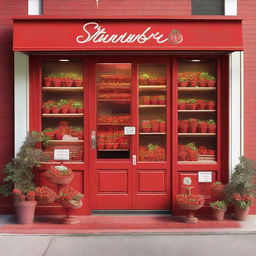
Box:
[76,22,183,46]
[168,29,183,44]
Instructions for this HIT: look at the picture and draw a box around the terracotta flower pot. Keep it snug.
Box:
[212,208,226,221]
[14,200,37,224]
[178,103,186,110]
[178,82,188,87]
[235,205,250,221]
[198,80,207,87]
[142,96,151,105]
[190,81,198,87]
[42,108,51,114]
[189,125,198,133]
[69,108,76,114]
[207,80,216,87]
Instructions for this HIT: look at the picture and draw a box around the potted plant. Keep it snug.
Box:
[207,75,216,87]
[198,120,207,133]
[158,95,166,105]
[142,95,151,105]
[189,73,198,87]
[0,131,49,224]
[178,99,186,110]
[178,145,187,161]
[44,165,74,185]
[151,95,159,105]
[42,100,54,114]
[206,100,216,110]
[43,128,56,140]
[178,76,188,87]
[35,186,56,205]
[44,75,53,87]
[211,181,225,201]
[186,99,197,110]
[51,103,61,114]
[209,200,227,221]
[58,99,70,114]
[69,73,83,87]
[139,73,150,85]
[198,72,208,87]
[207,119,216,133]
[65,73,74,87]
[197,99,206,110]
[186,143,199,161]
[159,119,166,132]
[141,120,151,133]
[72,101,83,113]
[188,118,198,133]
[223,156,256,221]
[151,119,160,132]
[178,119,189,133]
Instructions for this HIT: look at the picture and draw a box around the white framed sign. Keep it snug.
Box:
[124,126,136,135]
[198,172,212,183]
[54,149,70,161]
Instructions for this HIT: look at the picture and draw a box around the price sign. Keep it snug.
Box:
[124,126,136,135]
[54,149,70,161]
[198,171,212,183]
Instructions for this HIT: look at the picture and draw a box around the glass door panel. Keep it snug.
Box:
[177,59,217,163]
[138,64,167,162]
[96,63,132,159]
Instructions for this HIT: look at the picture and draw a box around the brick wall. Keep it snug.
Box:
[238,0,256,213]
[43,0,191,15]
[0,0,28,213]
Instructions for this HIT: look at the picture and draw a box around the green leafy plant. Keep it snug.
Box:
[223,156,256,205]
[0,132,49,196]
[209,200,227,210]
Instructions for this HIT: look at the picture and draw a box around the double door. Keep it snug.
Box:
[89,57,171,210]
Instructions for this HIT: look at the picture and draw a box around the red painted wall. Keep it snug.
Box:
[43,0,191,15]
[0,0,28,213]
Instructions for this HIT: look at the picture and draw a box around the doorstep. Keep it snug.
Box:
[0,214,256,235]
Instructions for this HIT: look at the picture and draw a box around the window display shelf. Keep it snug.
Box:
[140,132,166,135]
[178,160,217,165]
[48,140,84,143]
[40,161,84,165]
[139,105,166,108]
[139,85,166,91]
[178,110,216,113]
[98,149,129,152]
[42,87,84,92]
[178,87,216,92]
[97,123,131,126]
[97,99,131,102]
[178,133,216,136]
[42,114,84,118]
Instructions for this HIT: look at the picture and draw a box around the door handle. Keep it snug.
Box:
[132,155,136,166]
[91,131,96,149]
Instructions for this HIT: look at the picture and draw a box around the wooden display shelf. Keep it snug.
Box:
[178,133,216,136]
[42,87,84,91]
[139,85,166,91]
[178,160,217,165]
[139,105,166,108]
[49,140,84,143]
[42,114,84,117]
[98,123,131,126]
[178,110,216,113]
[97,99,131,102]
[178,87,216,92]
[40,161,84,164]
[98,149,129,151]
[140,132,166,135]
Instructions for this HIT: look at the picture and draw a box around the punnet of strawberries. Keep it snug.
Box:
[35,186,56,202]
[12,189,35,202]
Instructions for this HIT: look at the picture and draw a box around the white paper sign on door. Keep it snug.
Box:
[198,171,212,183]
[54,149,70,161]
[124,126,136,135]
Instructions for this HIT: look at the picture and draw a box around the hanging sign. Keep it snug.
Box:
[54,149,70,160]
[124,126,136,135]
[198,172,212,183]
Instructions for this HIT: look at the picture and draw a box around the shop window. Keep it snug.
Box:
[192,0,224,15]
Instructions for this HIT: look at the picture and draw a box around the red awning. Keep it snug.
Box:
[13,16,243,52]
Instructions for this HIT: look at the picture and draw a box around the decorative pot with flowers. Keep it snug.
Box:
[189,73,199,87]
[198,121,207,133]
[51,104,61,114]
[58,99,71,114]
[44,165,74,185]
[176,185,205,223]
[139,73,150,85]
[186,99,197,110]
[232,193,255,221]
[207,119,216,133]
[198,72,208,87]
[186,143,199,161]
[72,101,83,113]
[69,73,83,87]
[207,75,216,87]
[178,99,186,110]
[0,132,49,224]
[35,186,56,205]
[209,200,227,221]
[43,128,56,140]
[57,185,84,209]
[211,181,225,201]
[178,76,189,87]
[42,100,54,114]
[188,118,198,133]
[139,144,166,161]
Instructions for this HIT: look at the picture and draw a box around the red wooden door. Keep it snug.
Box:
[89,56,171,210]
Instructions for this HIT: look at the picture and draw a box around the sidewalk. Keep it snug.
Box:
[0,214,256,235]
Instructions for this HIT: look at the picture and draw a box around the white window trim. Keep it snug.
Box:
[225,0,237,16]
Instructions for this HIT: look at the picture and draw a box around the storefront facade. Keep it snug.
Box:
[11,17,242,215]
[1,0,255,215]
